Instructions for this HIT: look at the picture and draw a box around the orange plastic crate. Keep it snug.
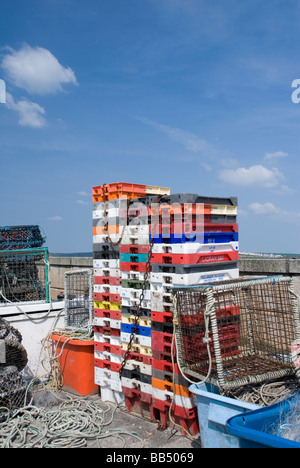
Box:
[151,377,193,398]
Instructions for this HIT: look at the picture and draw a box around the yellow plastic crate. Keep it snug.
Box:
[94,300,121,311]
[145,185,170,195]
[121,315,151,327]
[211,204,238,215]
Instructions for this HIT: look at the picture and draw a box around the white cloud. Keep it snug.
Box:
[78,191,89,197]
[77,200,89,205]
[264,151,288,160]
[136,116,220,156]
[5,92,46,128]
[249,202,280,215]
[48,216,63,221]
[2,44,78,95]
[249,202,300,222]
[219,165,284,188]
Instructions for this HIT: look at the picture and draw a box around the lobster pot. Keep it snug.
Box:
[0,248,50,304]
[0,225,45,251]
[173,276,300,393]
[64,269,93,332]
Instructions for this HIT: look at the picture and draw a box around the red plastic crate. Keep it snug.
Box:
[94,358,121,373]
[121,349,152,366]
[151,250,239,265]
[120,262,150,272]
[122,388,155,421]
[179,305,240,327]
[153,398,199,432]
[151,311,173,324]
[152,398,199,435]
[93,292,121,303]
[94,341,122,355]
[119,244,150,254]
[92,183,147,202]
[151,330,176,355]
[94,325,120,337]
[151,357,181,374]
[94,308,122,321]
[150,222,238,235]
[94,276,121,286]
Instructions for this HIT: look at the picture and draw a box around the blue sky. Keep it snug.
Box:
[1,0,300,254]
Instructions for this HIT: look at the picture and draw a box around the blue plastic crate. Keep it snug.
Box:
[190,383,260,448]
[151,232,238,244]
[121,323,151,337]
[226,392,300,448]
[119,253,149,263]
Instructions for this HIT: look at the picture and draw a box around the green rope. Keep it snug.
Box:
[0,393,144,448]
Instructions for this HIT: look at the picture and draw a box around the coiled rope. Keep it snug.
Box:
[0,391,144,448]
[0,321,144,449]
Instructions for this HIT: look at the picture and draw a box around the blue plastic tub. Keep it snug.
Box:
[190,383,260,448]
[226,392,300,448]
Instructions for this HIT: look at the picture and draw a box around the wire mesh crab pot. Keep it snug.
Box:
[64,269,94,332]
[0,248,50,304]
[173,276,300,393]
[0,225,45,251]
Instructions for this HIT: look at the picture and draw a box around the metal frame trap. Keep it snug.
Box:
[0,248,50,304]
[173,276,300,393]
[64,269,93,333]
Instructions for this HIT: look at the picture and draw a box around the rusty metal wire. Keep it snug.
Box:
[173,276,300,392]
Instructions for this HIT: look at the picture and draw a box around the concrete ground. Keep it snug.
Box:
[31,389,202,449]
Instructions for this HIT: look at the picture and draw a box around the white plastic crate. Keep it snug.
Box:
[94,333,122,347]
[93,206,120,219]
[95,367,122,383]
[123,360,152,375]
[121,341,152,356]
[121,315,151,328]
[152,387,197,409]
[211,204,237,215]
[94,316,121,329]
[94,350,123,365]
[94,284,121,294]
[93,259,120,269]
[93,267,120,277]
[121,332,151,348]
[121,376,153,395]
[150,268,239,286]
[120,287,151,300]
[99,386,125,404]
[151,295,173,312]
[121,298,151,309]
[152,241,239,255]
[121,271,147,281]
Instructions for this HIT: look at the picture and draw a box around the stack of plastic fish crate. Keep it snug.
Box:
[92,183,170,406]
[92,183,239,435]
[148,194,239,434]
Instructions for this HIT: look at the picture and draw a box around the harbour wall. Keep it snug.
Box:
[49,255,300,300]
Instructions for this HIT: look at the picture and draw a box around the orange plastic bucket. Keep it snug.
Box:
[51,334,98,396]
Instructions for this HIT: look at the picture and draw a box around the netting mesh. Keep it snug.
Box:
[0,248,49,304]
[0,319,29,419]
[0,366,29,419]
[174,276,300,392]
